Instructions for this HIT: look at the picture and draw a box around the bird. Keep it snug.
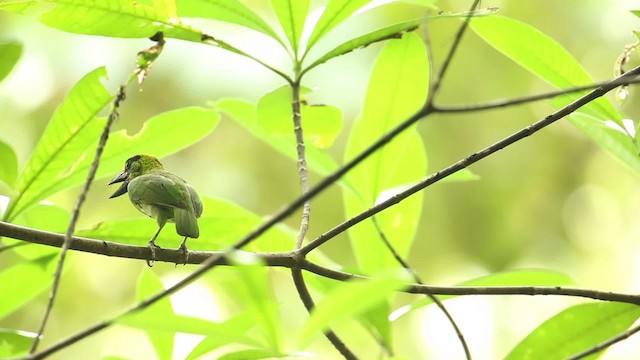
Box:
[108,154,203,266]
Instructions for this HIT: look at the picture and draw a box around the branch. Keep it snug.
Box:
[29,86,126,353]
[5,221,640,306]
[565,323,640,360]
[299,64,640,255]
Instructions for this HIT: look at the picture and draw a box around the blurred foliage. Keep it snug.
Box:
[1,0,640,359]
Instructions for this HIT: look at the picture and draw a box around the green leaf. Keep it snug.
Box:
[0,328,37,358]
[0,140,18,188]
[218,348,289,360]
[303,17,422,74]
[256,86,343,148]
[269,0,309,55]
[568,113,640,173]
[469,15,622,125]
[80,197,296,252]
[390,269,573,321]
[506,302,640,359]
[134,269,175,360]
[304,0,371,53]
[40,0,202,41]
[5,67,113,221]
[0,42,22,82]
[0,255,56,320]
[6,203,70,259]
[176,0,282,45]
[184,314,259,360]
[343,32,428,272]
[227,253,282,351]
[631,10,640,18]
[298,269,411,349]
[0,1,36,14]
[215,98,339,176]
[11,106,219,222]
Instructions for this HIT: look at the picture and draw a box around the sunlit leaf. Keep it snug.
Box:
[227,253,282,351]
[0,255,56,320]
[5,67,113,221]
[15,107,219,223]
[303,17,422,74]
[80,197,297,252]
[269,0,309,54]
[40,0,202,41]
[0,140,18,188]
[135,269,175,360]
[568,112,640,173]
[469,15,622,125]
[0,42,22,82]
[343,32,428,272]
[0,0,35,14]
[298,269,411,349]
[390,269,573,321]
[0,328,37,358]
[185,313,258,360]
[215,98,339,176]
[304,0,371,53]
[218,348,289,360]
[256,86,343,148]
[6,203,70,259]
[506,302,640,359]
[176,0,283,45]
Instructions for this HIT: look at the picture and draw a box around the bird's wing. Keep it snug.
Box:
[129,172,190,210]
[187,184,203,218]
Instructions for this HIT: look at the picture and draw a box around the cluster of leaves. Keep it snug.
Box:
[1,1,640,359]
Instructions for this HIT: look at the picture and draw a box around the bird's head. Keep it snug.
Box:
[108,154,164,198]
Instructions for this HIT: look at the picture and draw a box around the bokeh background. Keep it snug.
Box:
[1,0,640,359]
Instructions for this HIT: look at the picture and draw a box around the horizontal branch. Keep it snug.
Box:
[3,221,640,306]
[0,221,296,267]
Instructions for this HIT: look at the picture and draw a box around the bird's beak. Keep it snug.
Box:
[108,171,129,198]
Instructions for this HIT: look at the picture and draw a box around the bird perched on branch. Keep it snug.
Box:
[108,154,203,266]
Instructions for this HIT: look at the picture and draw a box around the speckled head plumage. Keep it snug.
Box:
[108,154,164,198]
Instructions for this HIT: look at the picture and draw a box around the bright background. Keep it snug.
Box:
[1,1,640,359]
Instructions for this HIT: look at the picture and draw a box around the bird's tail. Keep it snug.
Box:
[175,208,199,238]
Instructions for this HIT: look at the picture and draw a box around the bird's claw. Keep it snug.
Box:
[176,241,189,267]
[147,241,162,267]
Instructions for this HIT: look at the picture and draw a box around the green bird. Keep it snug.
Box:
[108,154,203,266]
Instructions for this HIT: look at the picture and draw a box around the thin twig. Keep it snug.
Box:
[565,323,640,360]
[370,218,471,359]
[28,86,126,354]
[299,65,640,256]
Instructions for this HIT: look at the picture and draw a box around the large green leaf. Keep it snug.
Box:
[0,0,35,14]
[469,15,622,124]
[214,98,339,177]
[0,140,18,188]
[343,32,428,272]
[256,85,343,148]
[184,314,259,360]
[135,269,174,360]
[8,105,218,221]
[298,269,410,349]
[269,0,309,55]
[0,255,56,320]
[506,302,640,359]
[79,197,297,252]
[302,17,423,74]
[390,269,574,321]
[5,203,70,259]
[0,42,22,82]
[0,328,37,358]
[175,0,282,45]
[39,0,202,41]
[569,112,640,173]
[227,253,282,351]
[5,67,113,221]
[304,0,371,54]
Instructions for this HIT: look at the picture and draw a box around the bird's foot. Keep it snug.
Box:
[147,240,162,267]
[176,239,189,266]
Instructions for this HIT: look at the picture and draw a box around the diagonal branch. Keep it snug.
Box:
[28,86,126,354]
